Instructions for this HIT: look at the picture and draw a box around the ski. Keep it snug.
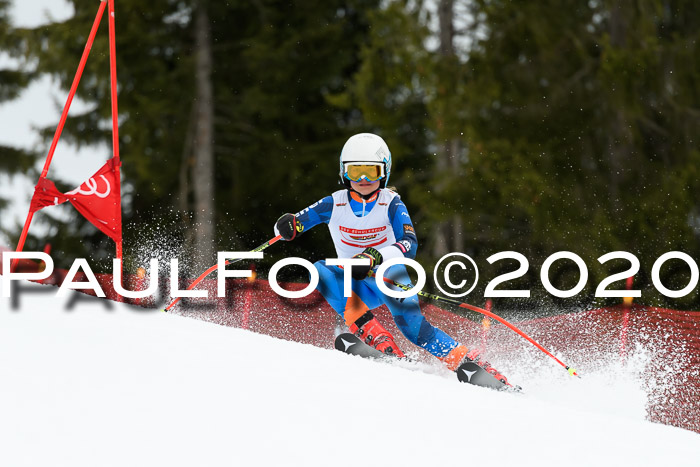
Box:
[334,332,400,361]
[457,360,522,392]
[335,333,521,392]
[456,360,507,389]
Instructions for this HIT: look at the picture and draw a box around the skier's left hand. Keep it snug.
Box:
[351,247,383,280]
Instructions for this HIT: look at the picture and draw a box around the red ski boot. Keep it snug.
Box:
[349,311,406,358]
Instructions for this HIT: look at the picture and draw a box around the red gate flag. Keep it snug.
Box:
[29,157,122,243]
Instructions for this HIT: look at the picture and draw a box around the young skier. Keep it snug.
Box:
[274,133,509,384]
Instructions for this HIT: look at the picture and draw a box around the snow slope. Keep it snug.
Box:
[2,280,699,467]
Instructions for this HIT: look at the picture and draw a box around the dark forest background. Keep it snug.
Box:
[1,0,699,311]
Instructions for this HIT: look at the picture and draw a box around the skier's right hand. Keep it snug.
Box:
[274,213,304,241]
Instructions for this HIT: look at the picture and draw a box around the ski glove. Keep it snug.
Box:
[351,247,383,280]
[274,213,304,241]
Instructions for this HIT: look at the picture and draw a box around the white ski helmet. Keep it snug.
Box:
[338,133,392,189]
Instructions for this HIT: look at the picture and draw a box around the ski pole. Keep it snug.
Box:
[163,235,283,312]
[369,271,580,377]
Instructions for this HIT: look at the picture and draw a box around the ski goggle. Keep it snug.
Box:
[343,163,385,182]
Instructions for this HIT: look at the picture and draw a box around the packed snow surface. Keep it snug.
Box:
[2,280,699,467]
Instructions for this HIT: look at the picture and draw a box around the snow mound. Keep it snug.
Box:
[1,280,699,467]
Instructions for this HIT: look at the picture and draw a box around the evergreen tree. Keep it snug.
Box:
[0,0,40,215]
[327,0,433,239]
[440,0,700,308]
[8,0,381,275]
[344,0,700,309]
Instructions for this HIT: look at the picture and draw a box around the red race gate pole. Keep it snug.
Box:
[481,299,492,354]
[107,0,123,267]
[619,275,635,362]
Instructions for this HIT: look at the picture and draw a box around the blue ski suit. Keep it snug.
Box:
[293,188,459,358]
